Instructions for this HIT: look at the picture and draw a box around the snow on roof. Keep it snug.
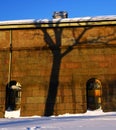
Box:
[0,15,116,25]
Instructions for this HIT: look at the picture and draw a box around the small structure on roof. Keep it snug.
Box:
[52,11,68,19]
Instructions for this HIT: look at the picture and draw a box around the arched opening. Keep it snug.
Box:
[5,80,21,118]
[86,78,102,110]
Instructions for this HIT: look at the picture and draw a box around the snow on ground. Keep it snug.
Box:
[1,109,116,130]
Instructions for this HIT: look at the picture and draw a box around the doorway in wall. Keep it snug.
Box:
[86,78,102,110]
[5,80,21,118]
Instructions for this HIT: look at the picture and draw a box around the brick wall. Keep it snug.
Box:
[0,25,116,117]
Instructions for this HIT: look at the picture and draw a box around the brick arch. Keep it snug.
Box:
[86,78,102,110]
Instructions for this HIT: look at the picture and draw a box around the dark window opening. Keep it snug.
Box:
[5,80,21,111]
[86,78,102,110]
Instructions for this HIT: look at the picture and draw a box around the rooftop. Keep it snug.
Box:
[0,15,116,29]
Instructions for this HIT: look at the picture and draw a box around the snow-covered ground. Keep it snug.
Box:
[0,109,116,130]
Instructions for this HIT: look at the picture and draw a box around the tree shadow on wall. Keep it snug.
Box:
[35,21,116,116]
[41,26,90,116]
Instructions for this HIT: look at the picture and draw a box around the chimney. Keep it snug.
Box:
[53,11,68,19]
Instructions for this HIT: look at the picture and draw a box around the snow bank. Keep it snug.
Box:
[4,109,20,118]
[4,108,116,119]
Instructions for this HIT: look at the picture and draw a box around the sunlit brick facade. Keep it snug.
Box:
[0,16,116,117]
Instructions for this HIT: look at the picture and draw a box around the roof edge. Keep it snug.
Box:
[0,15,116,25]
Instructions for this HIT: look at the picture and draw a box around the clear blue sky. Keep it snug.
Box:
[0,0,116,21]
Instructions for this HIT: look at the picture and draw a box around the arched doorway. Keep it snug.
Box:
[86,78,102,110]
[5,80,21,118]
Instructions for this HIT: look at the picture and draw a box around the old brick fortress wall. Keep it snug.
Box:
[0,17,116,117]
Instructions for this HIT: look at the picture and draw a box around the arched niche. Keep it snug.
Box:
[86,78,102,110]
[5,80,21,111]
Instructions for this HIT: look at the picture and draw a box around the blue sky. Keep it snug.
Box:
[0,0,116,21]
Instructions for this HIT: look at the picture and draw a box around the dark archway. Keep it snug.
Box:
[86,78,102,110]
[5,80,21,111]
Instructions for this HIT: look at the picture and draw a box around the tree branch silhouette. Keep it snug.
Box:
[42,27,90,116]
[38,24,115,116]
[61,27,89,57]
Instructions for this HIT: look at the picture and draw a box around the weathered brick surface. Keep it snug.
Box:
[0,24,116,117]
